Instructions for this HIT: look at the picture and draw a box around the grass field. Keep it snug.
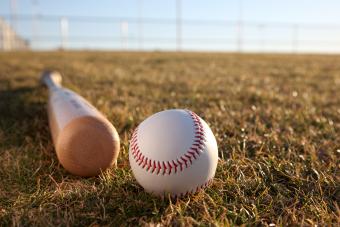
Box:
[0,51,339,226]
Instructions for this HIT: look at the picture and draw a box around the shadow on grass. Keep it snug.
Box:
[0,85,57,208]
[0,85,49,148]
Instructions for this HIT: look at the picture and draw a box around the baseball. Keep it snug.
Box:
[129,109,218,197]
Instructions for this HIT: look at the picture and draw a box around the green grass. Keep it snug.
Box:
[0,51,339,226]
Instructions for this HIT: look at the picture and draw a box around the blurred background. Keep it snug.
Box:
[1,0,340,53]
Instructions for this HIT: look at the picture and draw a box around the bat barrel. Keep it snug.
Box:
[56,115,120,177]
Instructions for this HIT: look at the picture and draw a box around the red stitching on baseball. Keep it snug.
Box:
[152,160,156,173]
[162,161,167,174]
[181,157,188,168]
[190,147,200,155]
[157,161,161,174]
[188,155,193,163]
[143,158,148,168]
[177,159,183,171]
[167,161,172,174]
[130,110,206,175]
[146,159,152,170]
[188,150,196,159]
[172,160,178,173]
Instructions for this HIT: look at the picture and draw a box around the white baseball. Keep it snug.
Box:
[129,109,218,197]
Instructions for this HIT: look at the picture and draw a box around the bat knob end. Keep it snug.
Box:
[41,70,63,88]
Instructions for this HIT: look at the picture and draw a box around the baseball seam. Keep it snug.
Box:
[130,110,207,175]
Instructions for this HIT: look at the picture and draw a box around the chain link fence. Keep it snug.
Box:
[1,14,340,53]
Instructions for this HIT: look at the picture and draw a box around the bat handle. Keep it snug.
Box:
[41,70,63,91]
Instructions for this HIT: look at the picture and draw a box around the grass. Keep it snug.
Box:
[0,51,339,226]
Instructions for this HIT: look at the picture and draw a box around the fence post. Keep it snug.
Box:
[60,17,68,50]
[292,24,299,53]
[0,20,3,51]
[237,0,243,52]
[138,0,143,50]
[176,0,182,51]
[259,24,266,52]
[121,21,129,50]
[31,0,39,49]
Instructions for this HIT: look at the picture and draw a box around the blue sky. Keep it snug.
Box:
[1,0,340,52]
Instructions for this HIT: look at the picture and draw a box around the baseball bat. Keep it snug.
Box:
[41,70,120,177]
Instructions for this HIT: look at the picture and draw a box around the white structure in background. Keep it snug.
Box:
[60,17,69,49]
[120,21,129,49]
[0,17,29,51]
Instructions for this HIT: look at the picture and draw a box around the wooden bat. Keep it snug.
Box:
[41,70,120,177]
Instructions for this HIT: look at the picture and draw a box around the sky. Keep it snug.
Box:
[1,0,340,52]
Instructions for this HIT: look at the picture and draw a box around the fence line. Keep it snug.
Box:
[4,14,340,28]
[1,14,340,52]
